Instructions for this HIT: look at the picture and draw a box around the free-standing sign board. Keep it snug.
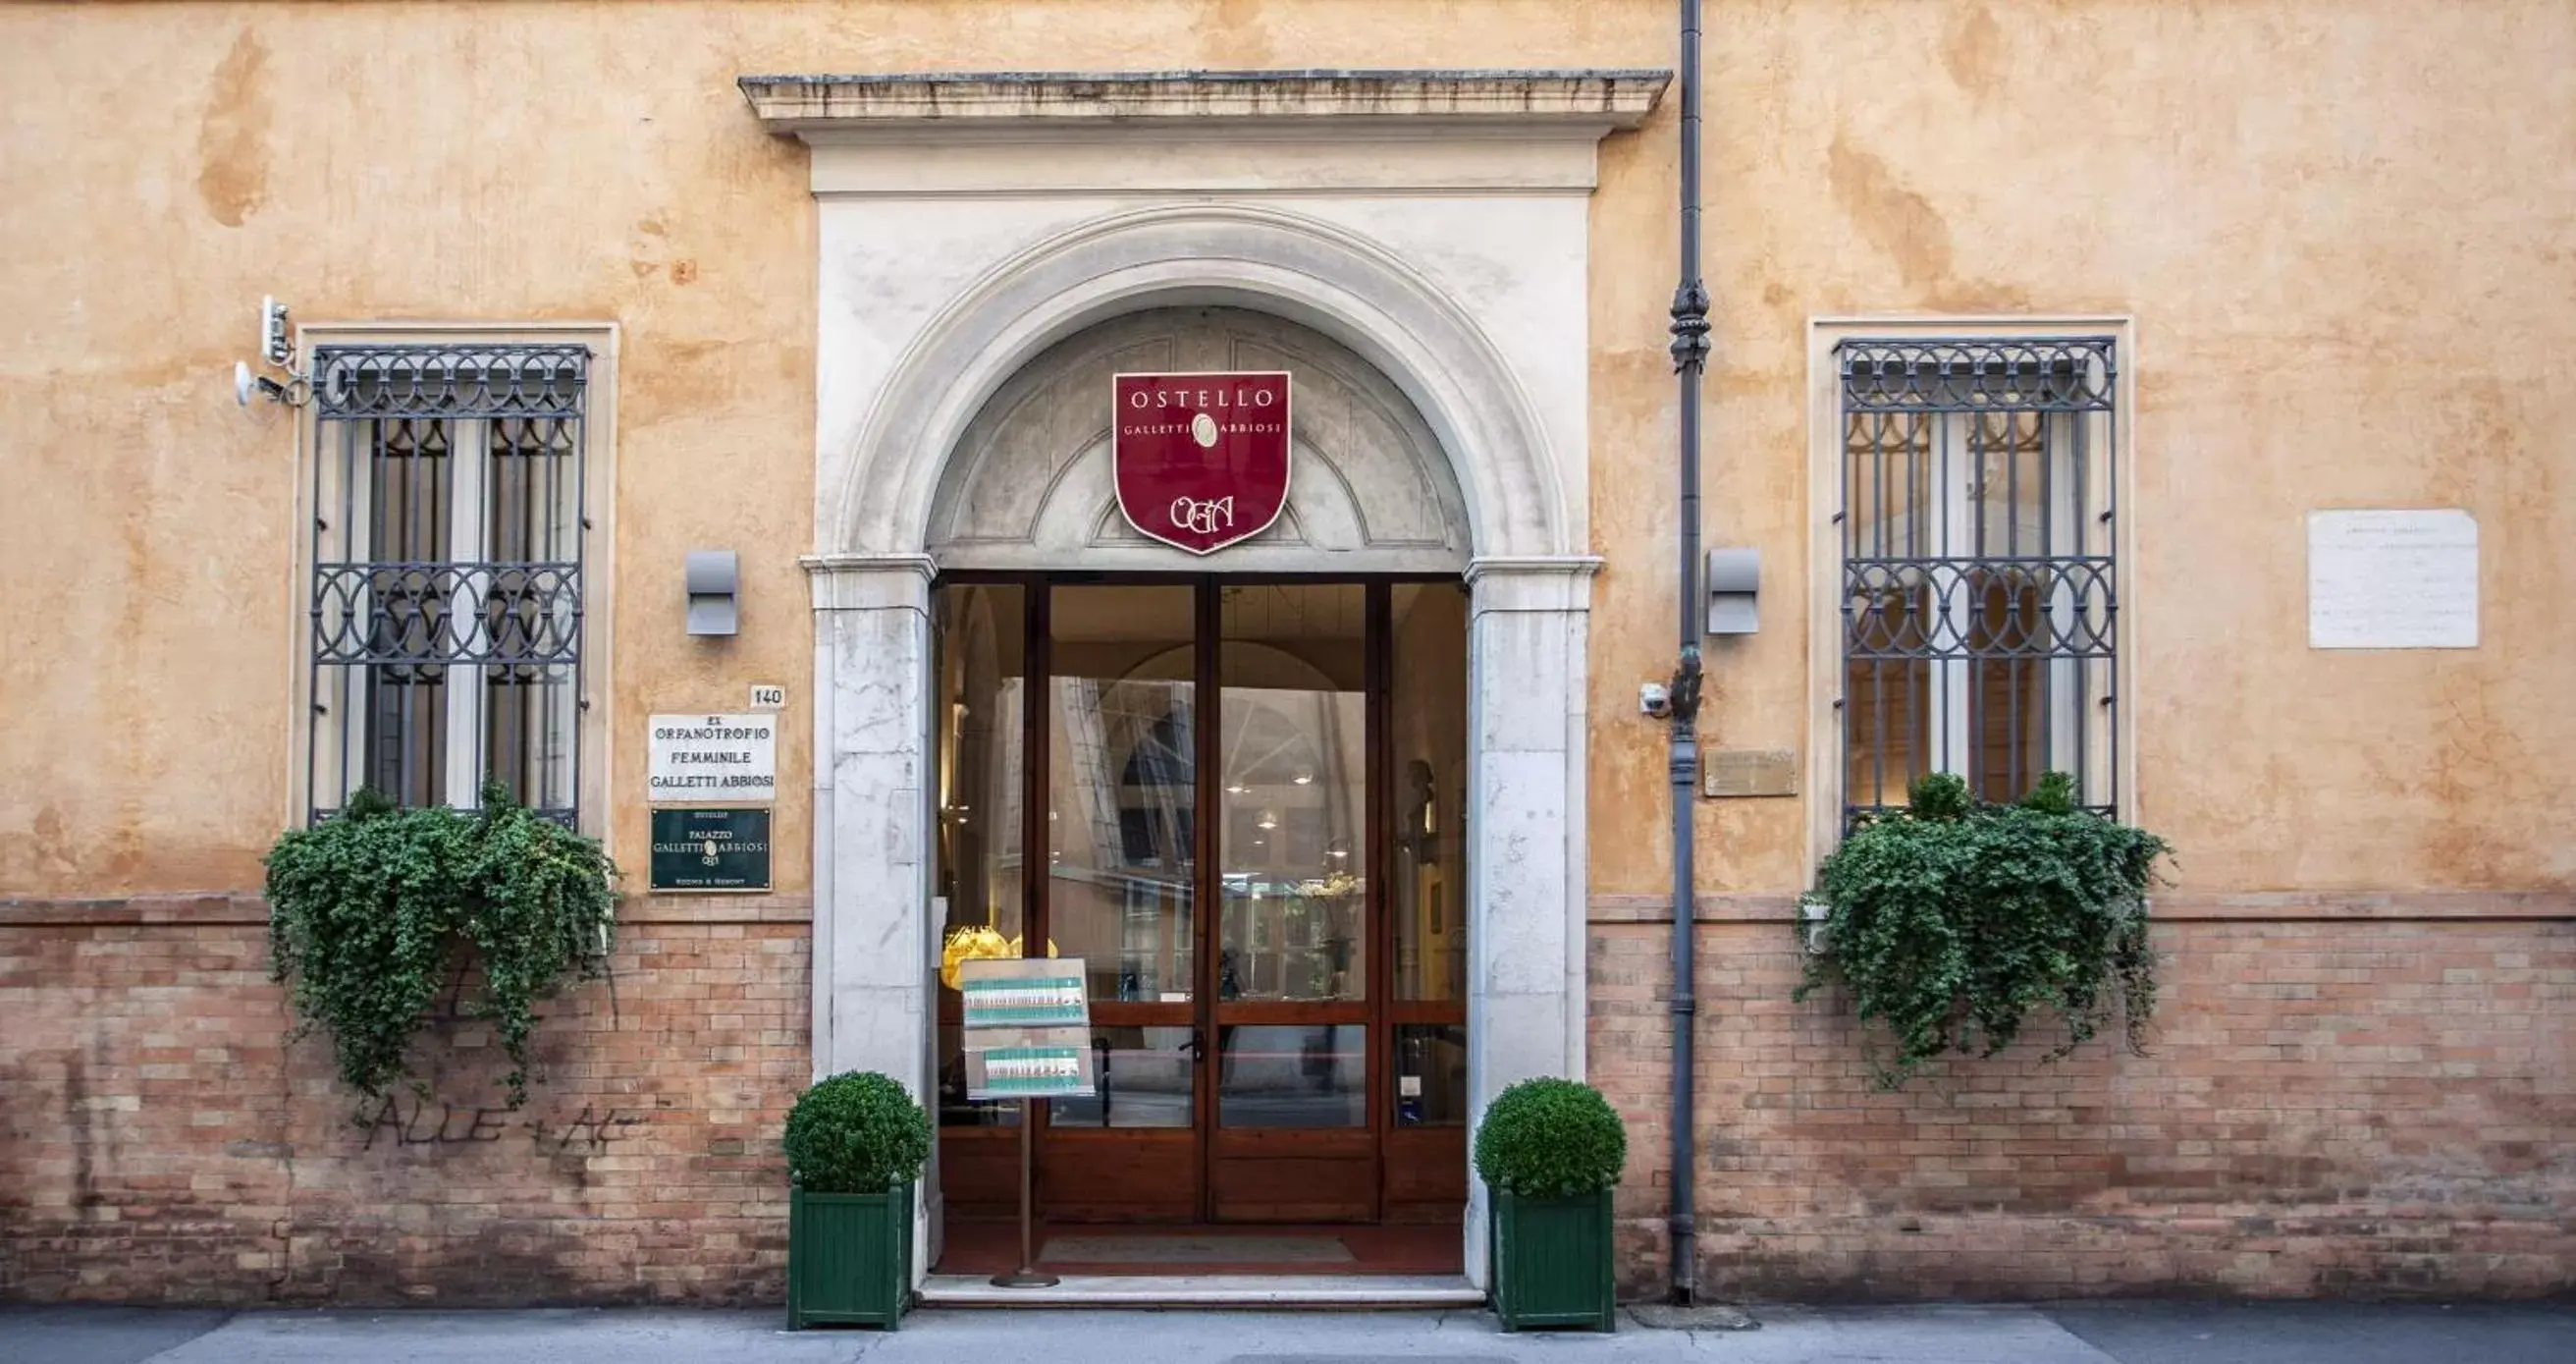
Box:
[958,956,1095,1100]
[647,807,772,892]
[1111,371,1291,555]
[954,955,1094,1288]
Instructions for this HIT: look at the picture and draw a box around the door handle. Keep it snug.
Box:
[1180,1027,1205,1058]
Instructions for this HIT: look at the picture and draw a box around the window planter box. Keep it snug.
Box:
[786,1182,913,1330]
[1487,1185,1616,1332]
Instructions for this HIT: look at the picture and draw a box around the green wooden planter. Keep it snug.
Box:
[1488,1185,1616,1332]
[786,1182,913,1330]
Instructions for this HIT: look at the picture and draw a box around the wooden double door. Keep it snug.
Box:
[934,576,1470,1225]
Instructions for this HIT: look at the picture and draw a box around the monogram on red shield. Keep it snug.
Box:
[1169,495,1236,536]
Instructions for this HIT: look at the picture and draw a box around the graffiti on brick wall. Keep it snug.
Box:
[356,1095,645,1153]
[534,1106,648,1154]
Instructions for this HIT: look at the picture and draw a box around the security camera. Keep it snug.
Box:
[1639,682,1672,718]
[234,358,292,408]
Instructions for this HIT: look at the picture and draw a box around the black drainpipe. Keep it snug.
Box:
[1664,0,1710,1309]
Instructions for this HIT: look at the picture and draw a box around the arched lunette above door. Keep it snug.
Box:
[928,307,1471,573]
[811,201,1591,568]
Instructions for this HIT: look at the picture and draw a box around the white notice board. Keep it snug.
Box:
[647,713,778,803]
[2307,510,2479,650]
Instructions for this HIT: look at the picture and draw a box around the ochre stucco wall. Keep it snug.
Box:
[1584,0,2576,899]
[0,0,1657,899]
[4,0,2573,1309]
[4,1,2566,905]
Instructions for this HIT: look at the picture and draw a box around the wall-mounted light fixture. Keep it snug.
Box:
[685,550,739,635]
[1705,547,1760,635]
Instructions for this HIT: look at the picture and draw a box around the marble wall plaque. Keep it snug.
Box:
[2308,510,2479,649]
[647,713,778,802]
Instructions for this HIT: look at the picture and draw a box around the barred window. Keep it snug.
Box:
[1835,337,2120,818]
[306,345,590,824]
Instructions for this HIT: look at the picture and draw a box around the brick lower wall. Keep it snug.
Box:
[0,896,810,1305]
[1590,898,2576,1300]
[8,892,2570,1304]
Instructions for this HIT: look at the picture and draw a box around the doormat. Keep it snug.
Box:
[1041,1234,1358,1265]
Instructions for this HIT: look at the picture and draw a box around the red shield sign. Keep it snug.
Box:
[1112,371,1292,555]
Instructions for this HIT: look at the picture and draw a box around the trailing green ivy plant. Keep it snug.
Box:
[1795,772,2169,1089]
[265,781,617,1110]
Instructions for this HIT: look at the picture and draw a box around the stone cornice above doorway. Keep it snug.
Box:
[737,69,1671,195]
[738,69,1670,132]
[801,554,937,612]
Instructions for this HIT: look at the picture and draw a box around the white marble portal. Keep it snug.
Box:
[750,69,1663,1288]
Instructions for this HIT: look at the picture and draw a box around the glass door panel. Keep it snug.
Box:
[1216,582,1368,1004]
[1217,1023,1367,1127]
[1212,582,1374,1221]
[933,583,1027,1136]
[1049,1025,1196,1128]
[1384,582,1471,1219]
[1034,583,1205,1224]
[1046,584,1197,1009]
[931,584,1028,1227]
[1389,583,1468,1005]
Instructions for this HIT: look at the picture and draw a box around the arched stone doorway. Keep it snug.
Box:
[919,308,1478,1264]
[805,207,1597,1286]
[765,73,1659,1280]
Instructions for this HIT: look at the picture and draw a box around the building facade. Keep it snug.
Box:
[3,0,2570,1305]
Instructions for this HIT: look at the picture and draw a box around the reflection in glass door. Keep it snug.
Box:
[1046,584,1196,1014]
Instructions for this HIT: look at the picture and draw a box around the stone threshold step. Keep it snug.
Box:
[919,1273,1485,1309]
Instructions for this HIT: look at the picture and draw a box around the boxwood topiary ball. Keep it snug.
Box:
[783,1070,932,1194]
[1472,1076,1627,1198]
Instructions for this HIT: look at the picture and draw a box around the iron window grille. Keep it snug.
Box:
[1834,337,2120,821]
[306,345,590,825]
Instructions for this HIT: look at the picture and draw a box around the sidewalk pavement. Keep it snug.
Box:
[5,1301,2574,1364]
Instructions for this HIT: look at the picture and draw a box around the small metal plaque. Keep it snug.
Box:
[1703,748,1799,798]
[647,807,772,892]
